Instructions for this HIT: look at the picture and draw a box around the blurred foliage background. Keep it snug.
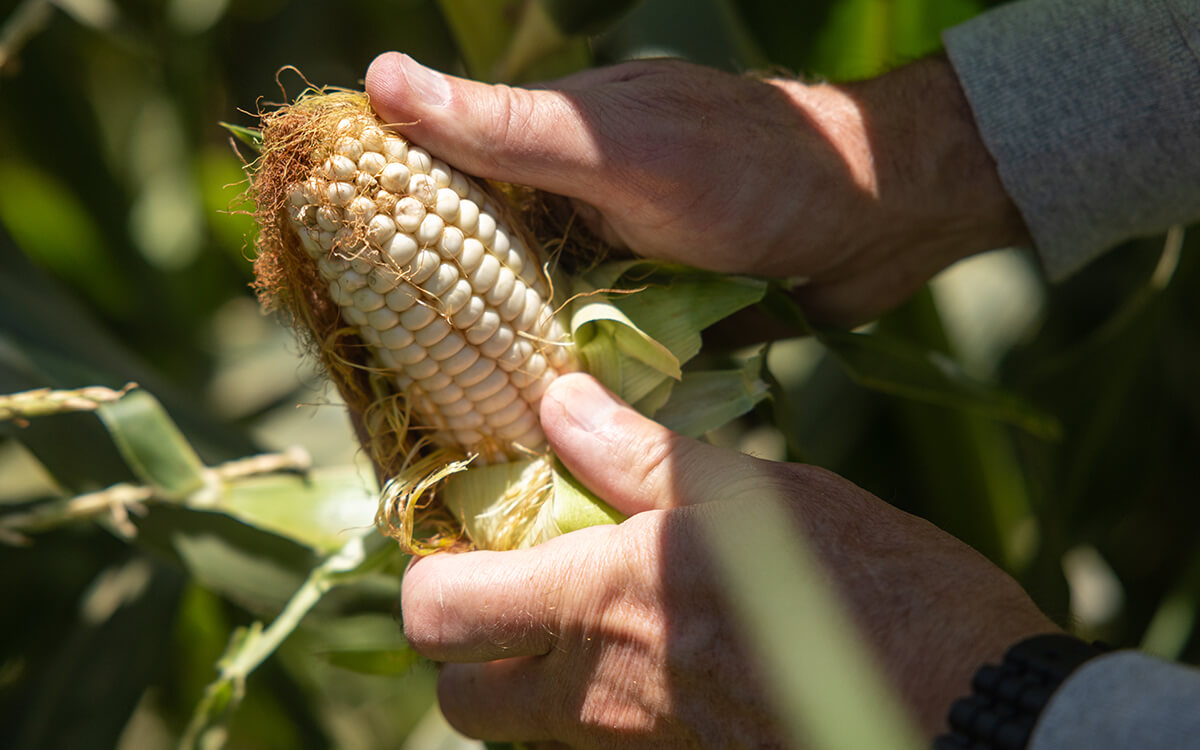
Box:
[1,0,1196,748]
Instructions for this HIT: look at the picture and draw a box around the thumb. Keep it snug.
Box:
[364,52,600,198]
[540,373,775,515]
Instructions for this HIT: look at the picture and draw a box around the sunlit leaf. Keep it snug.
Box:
[610,273,767,367]
[570,296,681,378]
[702,498,923,750]
[219,122,263,152]
[219,466,378,554]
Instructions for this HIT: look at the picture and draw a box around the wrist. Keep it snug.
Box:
[770,57,1030,326]
[859,56,1029,263]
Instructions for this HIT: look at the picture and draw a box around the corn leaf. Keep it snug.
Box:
[819,330,1060,440]
[218,122,263,152]
[539,0,642,35]
[572,266,767,405]
[702,497,923,750]
[95,388,208,499]
[437,0,589,82]
[593,0,766,72]
[617,357,678,406]
[764,286,1059,439]
[653,354,770,438]
[576,327,625,395]
[218,467,379,555]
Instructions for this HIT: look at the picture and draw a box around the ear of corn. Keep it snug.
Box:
[248,90,590,551]
[246,88,769,553]
[279,94,575,465]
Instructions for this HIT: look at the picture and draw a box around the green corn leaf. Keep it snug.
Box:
[95,388,209,499]
[218,466,379,554]
[631,376,675,417]
[218,122,263,152]
[764,285,1059,439]
[653,353,770,438]
[819,329,1060,440]
[576,329,625,396]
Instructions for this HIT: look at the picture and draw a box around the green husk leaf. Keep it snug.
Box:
[552,462,623,534]
[443,460,533,531]
[631,376,676,417]
[570,266,768,405]
[609,274,768,366]
[576,327,624,396]
[653,353,770,438]
[570,295,681,378]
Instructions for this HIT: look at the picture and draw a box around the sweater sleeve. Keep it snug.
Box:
[1028,650,1200,750]
[942,0,1200,280]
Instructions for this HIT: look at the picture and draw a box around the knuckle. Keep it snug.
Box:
[484,84,537,170]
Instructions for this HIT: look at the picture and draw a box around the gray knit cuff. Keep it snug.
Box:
[1029,650,1200,749]
[943,0,1200,280]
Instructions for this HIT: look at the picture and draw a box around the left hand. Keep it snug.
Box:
[400,374,1058,747]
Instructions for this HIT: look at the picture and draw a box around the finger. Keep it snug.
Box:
[401,526,612,662]
[539,372,777,515]
[435,658,562,743]
[364,52,605,197]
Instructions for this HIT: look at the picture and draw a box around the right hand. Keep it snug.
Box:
[365,53,1028,326]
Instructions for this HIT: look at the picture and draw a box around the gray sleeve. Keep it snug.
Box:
[1029,651,1200,749]
[942,0,1200,280]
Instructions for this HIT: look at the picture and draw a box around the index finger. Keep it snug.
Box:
[400,525,614,663]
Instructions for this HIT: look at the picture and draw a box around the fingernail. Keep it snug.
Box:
[551,374,622,434]
[399,54,450,108]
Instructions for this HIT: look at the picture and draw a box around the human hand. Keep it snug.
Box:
[364,53,1027,326]
[400,373,1059,747]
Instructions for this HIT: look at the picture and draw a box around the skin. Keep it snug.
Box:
[364,53,1056,747]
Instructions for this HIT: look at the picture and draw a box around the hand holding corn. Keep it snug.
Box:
[365,53,1029,327]
[400,373,1058,745]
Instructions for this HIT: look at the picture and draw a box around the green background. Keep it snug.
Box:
[1,0,1196,748]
